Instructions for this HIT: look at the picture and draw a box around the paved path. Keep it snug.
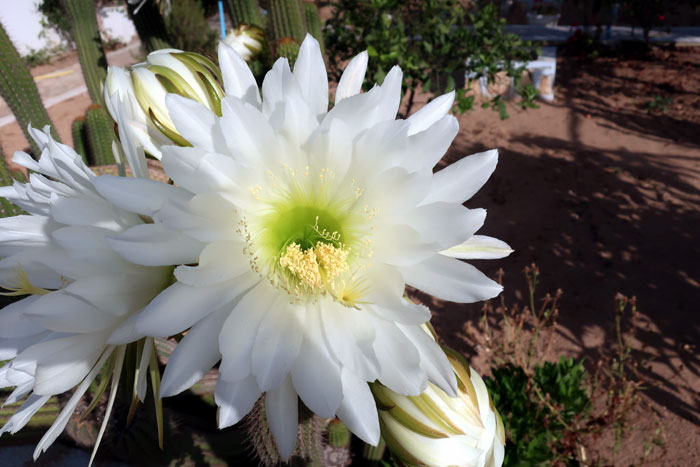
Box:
[505,25,700,45]
[0,41,142,127]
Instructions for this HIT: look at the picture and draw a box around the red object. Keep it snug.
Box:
[658,15,665,21]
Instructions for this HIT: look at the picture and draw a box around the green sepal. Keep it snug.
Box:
[148,108,191,147]
[409,392,465,436]
[81,354,115,420]
[172,53,224,115]
[372,384,448,439]
[149,65,201,104]
[126,338,145,425]
[378,418,426,467]
[149,340,164,450]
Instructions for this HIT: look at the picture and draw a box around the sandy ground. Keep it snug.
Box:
[0,45,699,465]
[426,46,700,465]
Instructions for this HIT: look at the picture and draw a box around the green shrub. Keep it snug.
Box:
[325,0,539,117]
[486,357,590,466]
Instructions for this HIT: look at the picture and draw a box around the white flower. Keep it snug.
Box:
[0,126,173,461]
[96,34,512,459]
[372,326,506,467]
[104,48,224,161]
[223,24,265,62]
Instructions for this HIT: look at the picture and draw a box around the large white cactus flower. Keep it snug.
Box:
[96,35,512,459]
[0,127,172,461]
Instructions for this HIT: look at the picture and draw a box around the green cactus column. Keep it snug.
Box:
[63,0,107,106]
[269,0,307,63]
[85,105,116,166]
[228,0,263,27]
[128,0,172,53]
[303,1,325,57]
[0,23,59,157]
[0,145,26,217]
[71,116,88,164]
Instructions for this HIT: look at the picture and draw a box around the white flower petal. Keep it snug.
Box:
[291,308,342,419]
[218,281,275,382]
[372,319,426,396]
[403,114,459,173]
[0,394,50,436]
[441,235,514,260]
[0,216,58,256]
[134,280,249,339]
[265,376,298,461]
[422,149,499,205]
[398,323,457,396]
[165,94,227,153]
[0,296,44,338]
[174,240,251,287]
[293,34,329,119]
[215,374,261,429]
[33,347,114,460]
[322,65,402,139]
[401,254,503,303]
[107,223,205,266]
[25,291,118,333]
[50,195,141,232]
[221,95,280,167]
[405,204,486,253]
[252,301,305,391]
[16,333,107,396]
[94,175,192,217]
[218,40,261,108]
[320,302,380,381]
[335,51,368,103]
[406,91,455,135]
[160,309,228,397]
[335,368,380,445]
[261,58,306,121]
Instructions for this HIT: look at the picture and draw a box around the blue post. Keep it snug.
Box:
[218,1,226,39]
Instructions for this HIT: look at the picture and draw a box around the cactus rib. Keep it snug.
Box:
[0,22,59,157]
[63,0,108,106]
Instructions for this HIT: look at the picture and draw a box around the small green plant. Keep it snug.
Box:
[486,357,590,465]
[475,266,667,465]
[643,95,672,113]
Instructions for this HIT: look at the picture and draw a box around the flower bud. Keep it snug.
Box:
[224,23,265,62]
[371,327,506,467]
[104,49,224,158]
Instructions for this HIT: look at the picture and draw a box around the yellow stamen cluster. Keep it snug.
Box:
[279,241,350,294]
[279,243,323,290]
[315,242,349,278]
[0,266,51,297]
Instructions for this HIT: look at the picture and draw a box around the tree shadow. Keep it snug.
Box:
[424,47,700,429]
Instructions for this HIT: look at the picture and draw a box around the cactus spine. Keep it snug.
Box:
[228,0,263,28]
[127,1,172,53]
[85,105,116,166]
[71,116,88,164]
[63,0,107,106]
[0,23,59,156]
[303,1,325,57]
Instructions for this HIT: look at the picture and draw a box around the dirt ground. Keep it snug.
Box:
[427,45,700,465]
[0,46,698,465]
